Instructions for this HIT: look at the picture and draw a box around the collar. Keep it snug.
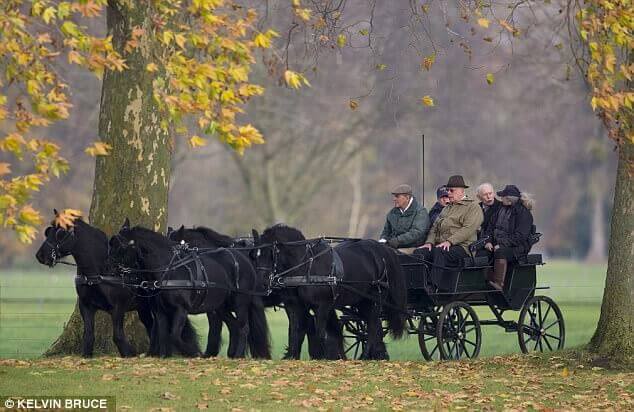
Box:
[400,197,414,214]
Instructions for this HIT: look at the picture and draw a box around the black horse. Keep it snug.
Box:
[253,224,408,360]
[109,221,270,358]
[167,225,271,358]
[169,225,339,359]
[34,213,198,357]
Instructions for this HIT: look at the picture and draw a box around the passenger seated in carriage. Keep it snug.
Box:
[414,175,483,286]
[379,184,430,250]
[482,185,535,291]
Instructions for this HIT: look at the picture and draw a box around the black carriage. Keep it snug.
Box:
[340,250,565,361]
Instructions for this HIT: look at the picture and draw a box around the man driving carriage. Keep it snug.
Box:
[414,175,483,287]
[379,184,430,250]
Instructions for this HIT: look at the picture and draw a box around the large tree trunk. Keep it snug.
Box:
[46,2,171,356]
[589,140,634,361]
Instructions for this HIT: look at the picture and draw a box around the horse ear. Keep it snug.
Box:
[53,208,59,216]
[122,218,130,230]
[251,229,259,242]
[179,225,184,230]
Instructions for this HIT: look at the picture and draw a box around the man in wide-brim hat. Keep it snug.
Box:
[415,175,483,288]
[379,184,430,249]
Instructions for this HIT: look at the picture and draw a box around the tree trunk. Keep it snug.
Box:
[589,140,634,361]
[46,1,171,356]
[585,184,607,262]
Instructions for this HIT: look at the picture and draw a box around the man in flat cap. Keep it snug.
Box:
[379,184,430,250]
[415,175,483,286]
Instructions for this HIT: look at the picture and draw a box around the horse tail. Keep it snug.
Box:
[247,297,271,359]
[181,317,201,354]
[381,246,407,339]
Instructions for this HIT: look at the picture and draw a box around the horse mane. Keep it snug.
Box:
[191,226,234,247]
[261,224,305,242]
[74,219,108,244]
[129,226,174,254]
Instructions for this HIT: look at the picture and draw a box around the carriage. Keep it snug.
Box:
[338,248,565,361]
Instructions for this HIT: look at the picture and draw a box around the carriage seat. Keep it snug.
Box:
[462,256,490,268]
[518,254,543,265]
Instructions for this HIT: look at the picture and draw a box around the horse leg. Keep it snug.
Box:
[137,301,156,356]
[111,306,136,357]
[204,311,223,357]
[361,301,387,360]
[231,298,251,358]
[314,304,341,360]
[78,302,96,358]
[306,312,324,360]
[283,303,307,360]
[222,310,241,358]
[170,309,201,357]
[154,309,172,358]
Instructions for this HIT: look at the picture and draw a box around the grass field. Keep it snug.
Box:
[0,260,607,360]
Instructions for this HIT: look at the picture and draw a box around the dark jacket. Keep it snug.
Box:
[486,201,534,258]
[380,196,430,248]
[478,199,502,240]
[428,202,444,225]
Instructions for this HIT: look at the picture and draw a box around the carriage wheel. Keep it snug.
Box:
[418,314,441,361]
[518,296,565,354]
[341,316,367,359]
[436,302,481,360]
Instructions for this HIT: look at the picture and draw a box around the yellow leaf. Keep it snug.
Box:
[477,18,490,28]
[163,30,174,45]
[254,33,271,48]
[561,367,569,378]
[0,163,10,176]
[421,95,434,107]
[18,206,42,226]
[349,99,359,110]
[53,209,82,229]
[337,34,346,48]
[422,54,435,71]
[295,8,311,21]
[174,33,187,49]
[85,142,112,157]
[486,73,495,85]
[146,63,158,72]
[189,136,208,148]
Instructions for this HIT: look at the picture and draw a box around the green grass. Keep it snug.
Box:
[0,354,631,410]
[0,260,607,360]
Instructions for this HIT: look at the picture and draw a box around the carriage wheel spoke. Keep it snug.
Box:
[543,335,554,351]
[544,333,561,341]
[537,301,543,329]
[538,337,544,352]
[543,319,560,331]
[424,334,436,342]
[429,344,439,358]
[465,326,476,334]
[463,338,477,347]
[533,336,540,351]
[540,304,552,325]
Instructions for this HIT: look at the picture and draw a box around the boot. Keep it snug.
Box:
[488,259,507,291]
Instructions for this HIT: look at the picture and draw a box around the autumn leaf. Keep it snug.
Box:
[53,209,82,229]
[85,142,112,156]
[477,18,490,28]
[0,163,10,176]
[189,136,208,148]
[421,95,435,107]
[18,206,42,226]
[284,70,310,89]
[337,34,347,48]
[349,99,359,110]
[486,73,495,85]
[422,54,435,71]
[146,63,158,73]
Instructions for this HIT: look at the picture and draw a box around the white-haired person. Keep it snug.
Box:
[476,182,501,241]
[482,185,535,290]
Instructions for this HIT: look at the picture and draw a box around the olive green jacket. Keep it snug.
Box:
[425,196,484,252]
[380,197,430,248]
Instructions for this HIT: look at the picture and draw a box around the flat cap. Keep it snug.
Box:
[391,184,413,195]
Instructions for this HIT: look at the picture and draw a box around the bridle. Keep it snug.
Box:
[44,227,76,267]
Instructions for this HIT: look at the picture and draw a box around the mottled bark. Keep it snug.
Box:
[46,1,171,356]
[589,140,634,361]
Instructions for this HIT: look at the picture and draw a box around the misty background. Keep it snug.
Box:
[0,0,615,267]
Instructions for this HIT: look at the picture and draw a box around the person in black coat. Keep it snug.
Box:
[428,186,450,224]
[483,185,534,290]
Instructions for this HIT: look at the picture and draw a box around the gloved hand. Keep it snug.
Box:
[387,238,399,248]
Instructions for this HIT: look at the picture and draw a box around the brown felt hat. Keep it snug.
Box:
[446,175,469,188]
[391,184,413,195]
